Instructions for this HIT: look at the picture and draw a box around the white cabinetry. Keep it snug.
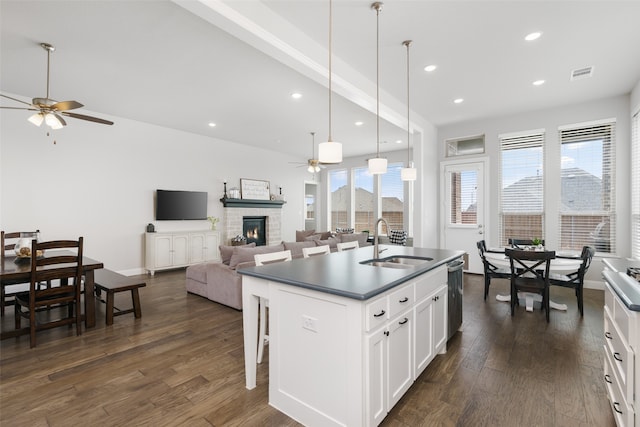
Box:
[145,231,220,275]
[604,279,638,426]
[365,265,448,426]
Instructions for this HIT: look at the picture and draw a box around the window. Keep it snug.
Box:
[499,131,545,246]
[354,167,374,233]
[632,111,639,259]
[381,163,405,232]
[329,169,348,231]
[448,168,478,225]
[558,121,616,253]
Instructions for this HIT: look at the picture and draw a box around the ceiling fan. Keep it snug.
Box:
[0,42,114,129]
[290,132,327,173]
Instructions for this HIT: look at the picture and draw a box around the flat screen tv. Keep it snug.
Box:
[156,190,208,220]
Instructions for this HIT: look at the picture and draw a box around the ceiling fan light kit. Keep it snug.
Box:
[318,0,343,164]
[0,42,114,130]
[368,1,387,175]
[401,39,417,182]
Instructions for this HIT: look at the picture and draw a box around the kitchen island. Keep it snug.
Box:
[238,245,464,427]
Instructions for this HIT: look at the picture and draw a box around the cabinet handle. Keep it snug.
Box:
[399,297,409,303]
[613,402,623,414]
[604,374,612,384]
[614,352,623,362]
[605,332,612,339]
[432,296,439,301]
[374,310,386,318]
[384,330,389,336]
[399,318,409,325]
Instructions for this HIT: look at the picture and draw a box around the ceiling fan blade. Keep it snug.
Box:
[53,113,67,126]
[0,106,38,111]
[1,93,34,107]
[60,111,114,125]
[52,100,83,111]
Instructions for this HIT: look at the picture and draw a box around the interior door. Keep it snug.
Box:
[441,160,486,274]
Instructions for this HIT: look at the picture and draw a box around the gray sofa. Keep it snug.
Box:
[185,234,371,310]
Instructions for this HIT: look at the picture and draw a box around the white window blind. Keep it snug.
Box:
[354,166,374,233]
[558,121,616,253]
[381,163,405,232]
[499,131,545,246]
[329,169,348,231]
[632,110,640,259]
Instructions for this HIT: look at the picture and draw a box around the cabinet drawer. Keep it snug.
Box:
[614,290,632,343]
[388,282,414,318]
[366,297,388,332]
[415,265,447,301]
[604,310,634,402]
[604,347,634,427]
[604,282,615,318]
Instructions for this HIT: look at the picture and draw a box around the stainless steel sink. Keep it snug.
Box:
[360,255,434,269]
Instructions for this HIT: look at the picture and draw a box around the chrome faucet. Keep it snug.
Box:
[373,217,389,259]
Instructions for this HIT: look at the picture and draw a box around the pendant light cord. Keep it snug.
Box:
[328,0,333,143]
[375,3,381,158]
[404,40,411,165]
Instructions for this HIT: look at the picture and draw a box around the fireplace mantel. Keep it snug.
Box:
[220,197,286,209]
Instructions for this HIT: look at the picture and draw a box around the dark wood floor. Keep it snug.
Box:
[0,271,615,426]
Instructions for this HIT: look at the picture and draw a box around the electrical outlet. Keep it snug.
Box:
[302,315,318,332]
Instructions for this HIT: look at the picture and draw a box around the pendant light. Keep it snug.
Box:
[318,0,343,164]
[401,40,417,181]
[368,2,387,175]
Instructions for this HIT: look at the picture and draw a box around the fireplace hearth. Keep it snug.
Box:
[243,216,267,246]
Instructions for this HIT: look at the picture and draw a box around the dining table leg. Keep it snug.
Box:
[84,270,96,328]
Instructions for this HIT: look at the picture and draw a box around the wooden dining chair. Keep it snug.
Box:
[505,248,555,322]
[302,245,330,258]
[549,245,595,316]
[337,241,359,252]
[254,250,292,363]
[1,230,41,316]
[14,237,84,348]
[477,240,511,301]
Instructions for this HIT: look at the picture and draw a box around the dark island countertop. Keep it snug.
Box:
[603,258,640,311]
[237,245,465,300]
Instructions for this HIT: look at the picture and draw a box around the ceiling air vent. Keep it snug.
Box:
[571,66,594,81]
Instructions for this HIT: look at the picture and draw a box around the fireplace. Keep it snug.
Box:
[243,216,267,246]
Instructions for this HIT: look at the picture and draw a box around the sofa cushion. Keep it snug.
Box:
[316,237,339,250]
[219,242,256,265]
[283,241,317,257]
[339,233,369,247]
[185,263,208,283]
[296,229,316,242]
[229,244,285,269]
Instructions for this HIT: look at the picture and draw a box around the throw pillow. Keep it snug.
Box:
[340,233,368,247]
[335,227,354,234]
[316,238,338,250]
[389,230,407,246]
[296,229,316,242]
[219,242,256,265]
[229,244,285,269]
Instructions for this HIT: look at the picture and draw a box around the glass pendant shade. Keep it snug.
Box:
[368,157,387,174]
[28,113,44,127]
[401,165,417,181]
[318,141,342,163]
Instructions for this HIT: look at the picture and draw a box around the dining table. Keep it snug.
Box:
[484,249,583,312]
[1,251,104,340]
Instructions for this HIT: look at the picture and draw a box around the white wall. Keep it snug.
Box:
[437,94,632,285]
[1,104,309,274]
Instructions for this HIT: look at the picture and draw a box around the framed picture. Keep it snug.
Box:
[240,179,271,200]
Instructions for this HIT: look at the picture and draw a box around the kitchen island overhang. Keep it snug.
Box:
[238,245,465,427]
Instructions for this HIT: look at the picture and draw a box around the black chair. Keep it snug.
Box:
[1,230,41,316]
[508,238,545,249]
[14,238,84,348]
[549,245,595,317]
[477,240,511,301]
[505,248,555,322]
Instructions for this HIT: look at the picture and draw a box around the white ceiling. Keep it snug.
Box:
[2,1,640,161]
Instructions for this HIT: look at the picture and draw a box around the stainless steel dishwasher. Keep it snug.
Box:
[447,258,464,341]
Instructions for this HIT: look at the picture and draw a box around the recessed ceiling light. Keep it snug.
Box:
[355,121,364,126]
[532,79,545,86]
[291,93,302,99]
[525,32,542,41]
[424,64,437,72]
[208,122,217,127]
[453,98,464,104]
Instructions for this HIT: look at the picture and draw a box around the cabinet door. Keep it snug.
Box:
[189,233,205,263]
[414,297,434,377]
[204,232,220,261]
[172,234,189,266]
[432,286,448,354]
[153,234,173,268]
[387,310,414,409]
[366,328,387,427]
